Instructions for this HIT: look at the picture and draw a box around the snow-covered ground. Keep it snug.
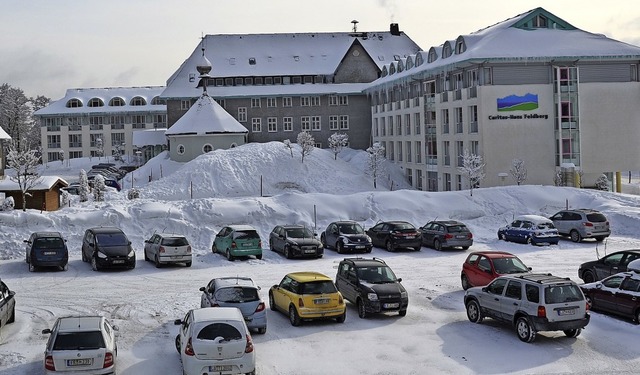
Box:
[2,143,640,374]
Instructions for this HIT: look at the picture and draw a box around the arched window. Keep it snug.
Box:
[455,36,466,54]
[415,53,423,66]
[381,66,388,77]
[203,144,213,153]
[88,98,104,107]
[66,98,83,108]
[151,96,165,105]
[109,97,125,106]
[442,42,452,58]
[389,63,396,75]
[405,56,414,70]
[177,144,185,155]
[130,96,147,106]
[427,47,438,63]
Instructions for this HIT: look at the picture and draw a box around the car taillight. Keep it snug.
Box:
[468,233,473,239]
[187,245,192,253]
[444,233,453,239]
[159,246,165,254]
[537,306,546,318]
[586,301,590,311]
[231,241,237,249]
[245,334,254,353]
[255,302,265,312]
[45,355,55,371]
[298,297,304,307]
[185,338,195,356]
[103,352,114,368]
[258,240,262,248]
[583,222,594,227]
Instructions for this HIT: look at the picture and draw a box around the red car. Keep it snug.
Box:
[461,251,531,290]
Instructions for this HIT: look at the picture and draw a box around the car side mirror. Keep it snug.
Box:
[481,287,487,293]
[199,287,205,292]
[112,325,120,332]
[8,291,15,298]
[272,284,279,289]
[144,240,149,243]
[174,319,183,326]
[397,278,402,283]
[596,283,603,289]
[528,267,532,271]
[23,240,29,243]
[42,328,52,334]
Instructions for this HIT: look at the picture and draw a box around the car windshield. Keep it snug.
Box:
[34,237,64,249]
[197,323,242,342]
[300,281,337,294]
[545,285,584,304]
[96,233,129,246]
[233,230,260,240]
[338,223,364,235]
[447,225,468,233]
[492,257,529,274]
[536,222,555,229]
[214,287,259,303]
[161,237,189,246]
[357,266,397,284]
[286,228,313,238]
[53,331,105,350]
[586,213,607,222]
[392,223,415,230]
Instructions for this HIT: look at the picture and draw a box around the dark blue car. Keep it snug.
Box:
[24,232,68,271]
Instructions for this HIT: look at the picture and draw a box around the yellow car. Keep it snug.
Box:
[269,272,346,326]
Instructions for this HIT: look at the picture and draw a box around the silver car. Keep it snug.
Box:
[143,233,192,267]
[550,208,610,242]
[199,277,267,334]
[0,280,15,330]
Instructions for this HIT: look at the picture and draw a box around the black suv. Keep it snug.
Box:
[335,257,408,318]
[81,227,136,271]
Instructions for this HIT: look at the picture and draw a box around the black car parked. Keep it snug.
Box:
[269,225,323,259]
[335,257,408,318]
[366,221,422,252]
[578,249,640,283]
[321,221,372,254]
[24,232,68,272]
[420,220,473,251]
[81,227,136,271]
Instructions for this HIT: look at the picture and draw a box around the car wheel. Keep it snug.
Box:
[386,240,395,252]
[526,236,533,245]
[145,249,150,261]
[320,234,327,249]
[212,243,217,253]
[398,310,407,317]
[226,249,234,261]
[336,311,346,323]
[7,306,15,324]
[462,246,469,250]
[570,230,582,243]
[284,246,292,259]
[595,236,606,242]
[461,274,471,290]
[434,239,442,251]
[257,327,267,334]
[269,292,277,311]
[81,250,87,262]
[154,255,162,268]
[564,329,581,338]
[269,240,274,251]
[28,262,35,272]
[516,316,536,343]
[185,261,192,267]
[499,233,507,241]
[91,256,99,271]
[256,254,262,260]
[357,299,367,319]
[635,309,640,324]
[582,271,595,284]
[60,264,68,272]
[336,242,344,254]
[289,305,301,326]
[465,299,483,323]
[175,334,181,353]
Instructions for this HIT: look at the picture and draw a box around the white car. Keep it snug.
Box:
[143,233,192,267]
[174,307,256,375]
[42,316,118,374]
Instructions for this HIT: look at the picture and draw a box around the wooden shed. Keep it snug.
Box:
[0,176,68,211]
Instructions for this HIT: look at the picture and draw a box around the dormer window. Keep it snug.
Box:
[88,98,104,107]
[533,14,547,28]
[130,96,146,106]
[151,96,165,105]
[442,42,452,58]
[66,98,83,108]
[109,97,125,106]
[249,57,256,65]
[428,48,438,63]
[455,37,466,54]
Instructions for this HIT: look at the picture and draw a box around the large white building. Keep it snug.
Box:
[366,7,640,191]
[34,86,167,163]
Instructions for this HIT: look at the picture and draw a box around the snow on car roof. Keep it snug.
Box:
[57,316,104,332]
[192,307,244,322]
[514,214,553,224]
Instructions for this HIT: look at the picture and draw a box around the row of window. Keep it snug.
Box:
[66,96,165,108]
[181,95,349,111]
[248,115,350,132]
[373,106,478,138]
[194,74,333,87]
[47,133,127,149]
[402,167,473,192]
[43,115,166,132]
[379,139,479,168]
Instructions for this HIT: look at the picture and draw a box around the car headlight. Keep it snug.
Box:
[128,250,135,258]
[367,293,378,301]
[365,235,372,242]
[342,237,350,244]
[97,251,107,259]
[400,291,408,299]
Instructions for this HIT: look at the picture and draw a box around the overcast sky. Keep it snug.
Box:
[2,0,639,100]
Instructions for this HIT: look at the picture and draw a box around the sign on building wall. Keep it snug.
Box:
[497,93,538,111]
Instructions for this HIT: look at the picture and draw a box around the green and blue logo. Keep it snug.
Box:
[497,93,538,112]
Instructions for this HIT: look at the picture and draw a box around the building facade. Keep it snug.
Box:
[366,8,640,191]
[160,26,421,150]
[34,87,167,164]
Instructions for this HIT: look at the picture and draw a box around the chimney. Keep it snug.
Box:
[390,23,400,36]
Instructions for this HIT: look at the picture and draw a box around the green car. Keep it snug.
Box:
[213,225,263,261]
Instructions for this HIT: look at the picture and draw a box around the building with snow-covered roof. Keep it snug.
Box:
[366,7,640,191]
[34,86,167,163]
[161,25,421,150]
[0,176,68,211]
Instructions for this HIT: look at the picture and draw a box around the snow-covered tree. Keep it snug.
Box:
[457,149,485,196]
[60,189,70,208]
[595,174,610,191]
[1,196,14,211]
[96,137,104,159]
[328,133,349,160]
[366,142,386,189]
[283,139,294,158]
[296,131,315,163]
[509,158,527,186]
[554,170,564,187]
[79,169,91,202]
[59,149,65,165]
[93,174,106,202]
[6,140,42,211]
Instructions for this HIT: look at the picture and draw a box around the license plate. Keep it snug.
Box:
[384,303,400,309]
[113,260,125,264]
[304,249,316,254]
[243,243,253,247]
[67,358,92,366]
[456,235,467,239]
[558,308,575,316]
[170,255,181,259]
[211,365,233,372]
[406,236,415,239]
[355,245,365,249]
[43,251,57,255]
[314,298,330,305]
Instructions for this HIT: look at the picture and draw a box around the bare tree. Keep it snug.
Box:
[457,149,485,196]
[366,142,386,189]
[0,84,31,151]
[510,159,527,185]
[79,169,91,202]
[283,139,294,158]
[328,133,349,160]
[554,170,564,186]
[296,131,315,163]
[6,140,42,211]
[93,174,106,202]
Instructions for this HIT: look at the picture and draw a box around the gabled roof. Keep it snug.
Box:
[368,7,640,89]
[0,176,68,191]
[164,94,247,136]
[162,30,421,98]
